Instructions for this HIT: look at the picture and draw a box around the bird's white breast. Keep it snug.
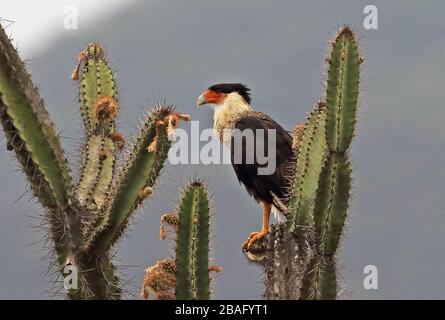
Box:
[213,92,252,144]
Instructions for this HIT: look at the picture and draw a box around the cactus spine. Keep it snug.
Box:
[142,181,221,300]
[0,24,189,299]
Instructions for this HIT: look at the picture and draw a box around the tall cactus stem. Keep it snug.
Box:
[286,102,327,233]
[0,26,73,209]
[0,25,76,274]
[175,181,211,300]
[325,26,361,153]
[75,43,118,135]
[314,153,351,256]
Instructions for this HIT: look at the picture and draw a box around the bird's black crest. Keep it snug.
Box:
[208,83,251,104]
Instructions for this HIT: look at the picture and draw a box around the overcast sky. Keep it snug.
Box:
[1,0,134,54]
[1,0,444,300]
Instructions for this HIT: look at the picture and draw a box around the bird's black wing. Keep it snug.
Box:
[230,114,294,211]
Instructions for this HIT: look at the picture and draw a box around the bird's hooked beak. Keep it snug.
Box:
[197,89,225,106]
[196,93,207,107]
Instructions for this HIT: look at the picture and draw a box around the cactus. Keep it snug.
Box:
[297,27,359,300]
[300,255,337,300]
[142,180,221,300]
[0,25,189,299]
[299,152,351,300]
[244,26,360,300]
[175,181,213,300]
[292,26,359,300]
[325,27,361,153]
[286,102,327,234]
[314,153,351,257]
[1,22,361,300]
[0,26,73,211]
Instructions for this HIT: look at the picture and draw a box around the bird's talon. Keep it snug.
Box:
[249,231,260,239]
[241,231,262,249]
[241,239,250,249]
[242,231,268,250]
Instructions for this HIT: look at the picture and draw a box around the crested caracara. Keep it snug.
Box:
[197,83,293,249]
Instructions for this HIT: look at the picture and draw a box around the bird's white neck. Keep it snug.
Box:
[213,92,252,130]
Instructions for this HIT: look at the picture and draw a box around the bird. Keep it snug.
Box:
[197,83,294,249]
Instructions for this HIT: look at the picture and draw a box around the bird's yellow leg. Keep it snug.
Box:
[242,202,271,249]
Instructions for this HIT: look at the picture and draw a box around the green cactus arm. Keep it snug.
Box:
[75,43,118,134]
[325,26,361,152]
[175,184,196,300]
[314,153,351,256]
[175,181,211,300]
[287,103,327,233]
[195,183,211,300]
[75,43,118,212]
[0,25,73,208]
[0,25,78,271]
[77,135,115,210]
[300,256,337,300]
[85,106,175,254]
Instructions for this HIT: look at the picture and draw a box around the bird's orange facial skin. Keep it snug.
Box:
[203,90,225,105]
